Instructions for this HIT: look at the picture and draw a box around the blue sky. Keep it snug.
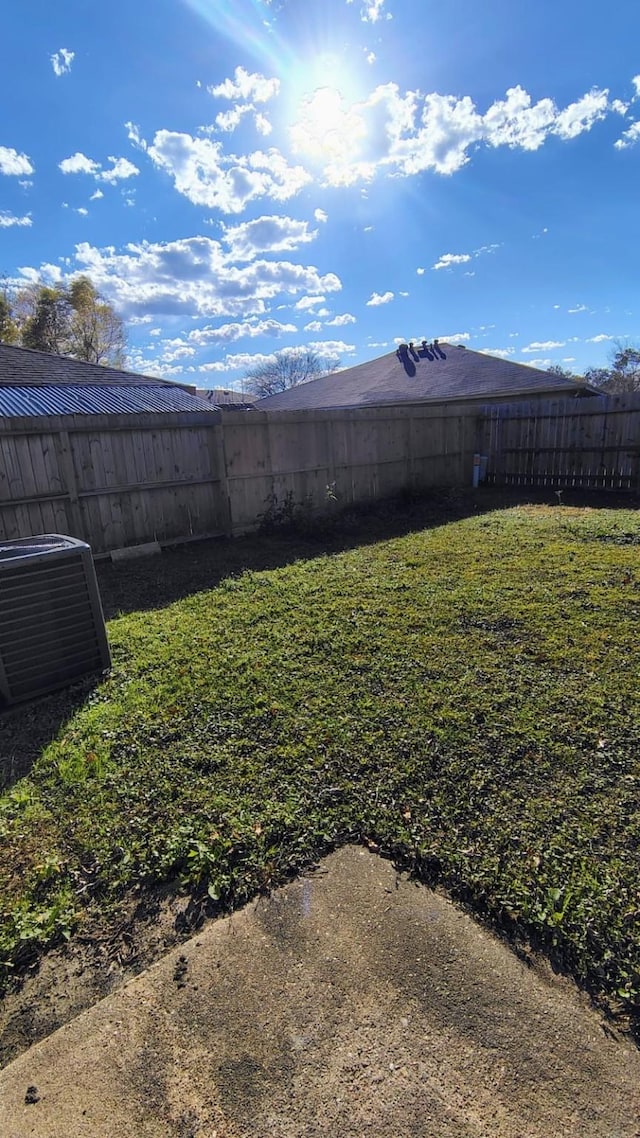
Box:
[1,0,639,386]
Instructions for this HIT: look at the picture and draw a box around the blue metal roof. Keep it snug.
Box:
[0,384,217,418]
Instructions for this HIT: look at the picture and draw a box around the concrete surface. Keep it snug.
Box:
[1,846,639,1137]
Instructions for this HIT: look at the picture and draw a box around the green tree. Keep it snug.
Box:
[3,276,126,367]
[67,276,126,366]
[546,364,580,380]
[21,287,70,354]
[0,291,19,344]
[244,348,339,397]
[585,343,640,393]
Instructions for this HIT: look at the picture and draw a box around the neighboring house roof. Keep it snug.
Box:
[0,343,178,388]
[196,387,258,408]
[256,342,596,410]
[0,383,217,418]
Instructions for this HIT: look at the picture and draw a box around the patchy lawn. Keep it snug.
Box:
[1,499,640,1021]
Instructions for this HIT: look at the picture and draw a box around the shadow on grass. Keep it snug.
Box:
[1,484,638,790]
[0,675,102,789]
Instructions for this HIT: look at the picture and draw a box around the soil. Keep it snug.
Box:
[2,846,639,1137]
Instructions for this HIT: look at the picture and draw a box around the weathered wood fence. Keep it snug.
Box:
[0,402,476,553]
[1,394,638,554]
[479,393,640,491]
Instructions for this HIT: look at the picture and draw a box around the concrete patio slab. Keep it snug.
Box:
[1,846,638,1137]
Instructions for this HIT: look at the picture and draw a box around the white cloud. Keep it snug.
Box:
[51,48,74,77]
[304,320,323,332]
[209,67,280,104]
[366,290,394,305]
[586,333,615,343]
[90,188,104,201]
[441,332,470,342]
[222,214,318,260]
[189,318,297,345]
[125,122,147,151]
[307,339,355,359]
[199,351,278,374]
[291,80,615,186]
[326,313,356,325]
[147,131,311,213]
[0,146,34,176]
[521,340,565,352]
[432,252,472,270]
[215,104,254,132]
[361,0,389,22]
[433,245,498,271]
[479,347,515,359]
[508,332,519,337]
[526,359,553,369]
[254,113,272,136]
[163,344,197,362]
[59,153,138,183]
[562,358,576,363]
[611,99,629,115]
[0,211,32,228]
[26,235,342,321]
[553,88,610,140]
[100,157,140,183]
[366,51,377,64]
[314,207,328,223]
[568,303,588,313]
[75,207,88,216]
[294,294,326,310]
[633,76,640,98]
[614,121,640,150]
[59,152,101,175]
[416,266,425,275]
[399,291,409,297]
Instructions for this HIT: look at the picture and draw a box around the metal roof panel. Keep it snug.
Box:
[0,384,216,417]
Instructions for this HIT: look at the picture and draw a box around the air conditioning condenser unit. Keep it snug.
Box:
[0,535,111,707]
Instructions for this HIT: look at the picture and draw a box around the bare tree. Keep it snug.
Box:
[244,348,339,397]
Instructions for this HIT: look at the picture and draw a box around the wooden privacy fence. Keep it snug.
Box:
[0,402,477,554]
[0,410,230,554]
[478,393,640,491]
[1,394,638,555]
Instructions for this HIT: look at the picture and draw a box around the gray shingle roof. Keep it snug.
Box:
[0,343,176,387]
[0,384,216,418]
[256,343,593,410]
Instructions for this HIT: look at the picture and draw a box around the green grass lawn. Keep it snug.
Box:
[1,499,640,1020]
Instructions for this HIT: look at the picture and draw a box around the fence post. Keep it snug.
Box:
[54,428,85,539]
[211,417,233,537]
